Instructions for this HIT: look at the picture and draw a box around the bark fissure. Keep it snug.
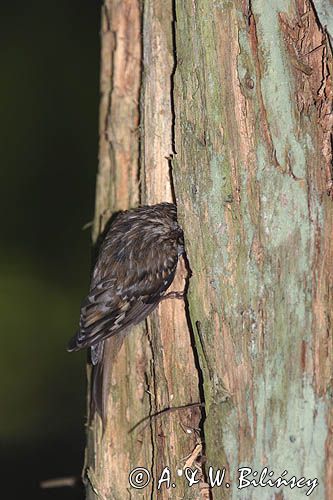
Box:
[170,0,177,156]
[144,363,156,499]
[170,1,210,494]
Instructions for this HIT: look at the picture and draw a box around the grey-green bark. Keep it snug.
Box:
[84,1,333,499]
[174,1,333,498]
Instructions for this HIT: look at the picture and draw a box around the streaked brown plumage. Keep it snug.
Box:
[68,202,184,366]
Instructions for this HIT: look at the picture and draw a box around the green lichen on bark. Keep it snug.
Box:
[174,0,332,498]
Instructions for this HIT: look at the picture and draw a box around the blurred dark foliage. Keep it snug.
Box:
[0,1,101,498]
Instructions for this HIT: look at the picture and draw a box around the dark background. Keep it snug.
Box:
[1,2,101,498]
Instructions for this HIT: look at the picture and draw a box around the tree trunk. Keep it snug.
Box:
[84,1,333,499]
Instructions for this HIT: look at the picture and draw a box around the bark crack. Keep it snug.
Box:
[167,0,178,205]
[171,3,210,496]
[137,3,144,205]
[170,0,177,157]
[145,324,156,498]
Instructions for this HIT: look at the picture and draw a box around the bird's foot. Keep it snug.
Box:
[161,291,184,301]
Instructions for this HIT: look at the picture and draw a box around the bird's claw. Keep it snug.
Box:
[161,291,185,301]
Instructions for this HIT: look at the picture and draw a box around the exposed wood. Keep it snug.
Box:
[140,2,202,497]
[85,1,202,499]
[85,1,145,498]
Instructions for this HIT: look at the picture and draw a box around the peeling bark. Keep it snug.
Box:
[85,1,202,499]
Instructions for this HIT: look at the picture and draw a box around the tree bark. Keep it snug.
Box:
[84,1,333,499]
[84,2,201,499]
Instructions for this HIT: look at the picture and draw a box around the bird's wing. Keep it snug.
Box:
[67,265,177,352]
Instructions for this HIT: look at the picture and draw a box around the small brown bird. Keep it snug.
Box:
[67,202,184,365]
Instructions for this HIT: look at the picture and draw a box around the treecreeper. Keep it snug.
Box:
[67,202,184,423]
